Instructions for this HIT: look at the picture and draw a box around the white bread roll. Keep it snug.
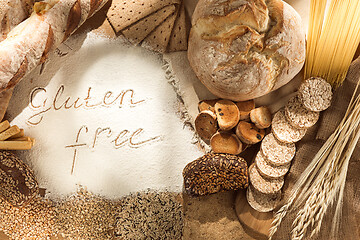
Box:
[188,0,305,101]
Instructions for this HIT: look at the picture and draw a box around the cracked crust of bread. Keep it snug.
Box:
[188,0,305,101]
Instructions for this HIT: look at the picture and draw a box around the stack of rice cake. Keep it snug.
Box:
[247,78,332,212]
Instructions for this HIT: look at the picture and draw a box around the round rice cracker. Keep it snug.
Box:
[285,95,319,129]
[272,109,307,143]
[255,151,290,179]
[261,133,296,166]
[299,77,332,112]
[249,164,283,195]
[246,184,281,213]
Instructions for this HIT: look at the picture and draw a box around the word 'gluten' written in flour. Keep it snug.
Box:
[66,126,162,174]
[27,85,145,125]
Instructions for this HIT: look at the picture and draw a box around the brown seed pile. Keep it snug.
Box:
[55,187,116,239]
[183,153,249,196]
[0,196,57,239]
[114,191,183,239]
[0,151,39,207]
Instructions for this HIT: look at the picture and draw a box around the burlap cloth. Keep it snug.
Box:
[272,58,360,240]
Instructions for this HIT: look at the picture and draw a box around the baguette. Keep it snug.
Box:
[0,88,13,121]
[0,0,34,41]
[0,0,108,94]
[0,0,34,120]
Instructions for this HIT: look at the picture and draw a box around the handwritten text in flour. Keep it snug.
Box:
[27,85,162,174]
[27,85,145,125]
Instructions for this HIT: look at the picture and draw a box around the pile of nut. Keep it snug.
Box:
[195,99,272,155]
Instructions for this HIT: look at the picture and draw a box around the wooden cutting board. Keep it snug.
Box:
[235,190,274,239]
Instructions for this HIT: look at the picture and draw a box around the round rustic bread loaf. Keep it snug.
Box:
[188,0,305,101]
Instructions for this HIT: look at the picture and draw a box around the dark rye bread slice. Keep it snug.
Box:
[141,6,178,53]
[0,151,39,206]
[183,153,248,196]
[121,5,176,45]
[107,0,181,32]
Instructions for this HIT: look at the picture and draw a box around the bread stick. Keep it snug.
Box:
[0,140,32,150]
[0,125,20,141]
[12,136,31,141]
[8,128,24,139]
[0,120,10,133]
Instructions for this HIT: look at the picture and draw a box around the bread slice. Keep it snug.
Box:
[299,77,332,112]
[210,131,242,155]
[236,100,255,121]
[235,121,265,144]
[198,99,218,113]
[183,153,249,196]
[250,106,272,129]
[195,110,218,141]
[215,99,240,131]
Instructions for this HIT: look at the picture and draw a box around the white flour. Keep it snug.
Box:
[7,33,203,199]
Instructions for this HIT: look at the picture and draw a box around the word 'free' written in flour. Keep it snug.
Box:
[27,85,145,125]
[66,126,162,174]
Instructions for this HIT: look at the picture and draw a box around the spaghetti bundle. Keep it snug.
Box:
[270,1,360,239]
[305,0,360,87]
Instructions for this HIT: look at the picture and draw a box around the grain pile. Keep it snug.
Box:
[114,191,183,239]
[0,196,56,239]
[55,187,116,239]
[0,151,38,207]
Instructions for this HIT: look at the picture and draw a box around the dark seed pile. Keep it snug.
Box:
[0,196,57,239]
[114,191,183,239]
[55,187,116,239]
[183,153,249,196]
[0,151,39,207]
